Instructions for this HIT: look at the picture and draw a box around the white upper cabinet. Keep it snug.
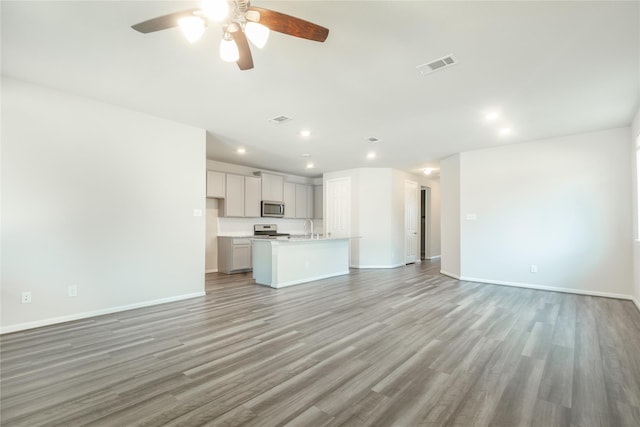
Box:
[283,182,296,218]
[307,185,314,219]
[261,173,284,202]
[244,176,261,217]
[206,170,225,198]
[295,184,309,219]
[283,183,314,219]
[207,168,316,219]
[224,174,245,217]
[313,185,323,219]
[223,174,262,217]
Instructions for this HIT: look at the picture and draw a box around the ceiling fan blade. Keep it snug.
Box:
[131,9,199,33]
[230,29,254,70]
[246,7,329,42]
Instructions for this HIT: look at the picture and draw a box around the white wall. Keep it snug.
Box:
[632,108,640,309]
[360,169,398,267]
[443,127,633,298]
[425,179,441,258]
[1,78,206,333]
[440,154,461,277]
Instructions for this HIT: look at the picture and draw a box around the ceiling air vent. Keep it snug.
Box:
[269,115,292,124]
[366,136,380,143]
[416,54,458,75]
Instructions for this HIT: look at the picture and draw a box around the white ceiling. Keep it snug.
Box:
[2,1,639,178]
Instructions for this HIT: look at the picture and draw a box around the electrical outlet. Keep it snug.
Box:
[68,285,78,297]
[530,264,538,273]
[21,291,32,304]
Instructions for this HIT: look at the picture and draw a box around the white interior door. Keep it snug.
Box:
[325,177,351,237]
[405,180,419,264]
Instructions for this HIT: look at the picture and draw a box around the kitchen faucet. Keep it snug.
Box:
[304,218,314,238]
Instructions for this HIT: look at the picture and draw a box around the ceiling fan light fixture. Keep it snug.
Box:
[220,34,239,62]
[178,16,206,43]
[245,22,269,48]
[201,0,229,22]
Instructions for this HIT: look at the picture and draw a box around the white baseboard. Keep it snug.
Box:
[633,297,640,313]
[352,263,405,269]
[440,270,462,280]
[205,269,218,273]
[426,255,441,260]
[458,275,633,301]
[270,270,350,288]
[0,292,206,335]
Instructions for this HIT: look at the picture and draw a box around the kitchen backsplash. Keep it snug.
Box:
[218,217,324,236]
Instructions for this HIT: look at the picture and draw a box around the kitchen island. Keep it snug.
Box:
[252,236,351,288]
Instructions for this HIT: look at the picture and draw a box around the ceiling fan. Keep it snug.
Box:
[131,0,329,71]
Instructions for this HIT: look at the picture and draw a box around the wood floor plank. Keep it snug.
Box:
[570,296,612,427]
[530,399,571,427]
[537,344,574,408]
[1,260,639,427]
[488,356,545,426]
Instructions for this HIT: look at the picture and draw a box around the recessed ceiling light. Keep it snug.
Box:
[237,147,246,154]
[306,162,315,169]
[423,168,434,175]
[300,130,311,137]
[485,111,500,121]
[499,127,512,136]
[367,152,376,159]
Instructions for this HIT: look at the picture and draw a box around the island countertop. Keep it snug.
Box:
[252,235,358,243]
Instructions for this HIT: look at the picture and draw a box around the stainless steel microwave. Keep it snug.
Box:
[261,201,285,218]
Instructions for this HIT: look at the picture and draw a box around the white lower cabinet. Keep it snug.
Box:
[218,237,252,273]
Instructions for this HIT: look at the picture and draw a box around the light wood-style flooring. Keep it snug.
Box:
[2,261,640,426]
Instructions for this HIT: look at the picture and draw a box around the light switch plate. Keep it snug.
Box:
[193,209,202,217]
[465,213,477,221]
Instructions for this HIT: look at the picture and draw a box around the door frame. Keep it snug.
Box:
[404,180,419,264]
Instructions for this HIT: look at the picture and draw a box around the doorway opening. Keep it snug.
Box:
[420,187,431,260]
